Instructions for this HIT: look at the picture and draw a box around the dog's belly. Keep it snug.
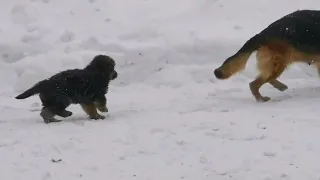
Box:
[68,94,95,104]
[64,86,106,104]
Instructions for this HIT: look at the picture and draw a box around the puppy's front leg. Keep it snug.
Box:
[80,103,105,120]
[95,95,108,113]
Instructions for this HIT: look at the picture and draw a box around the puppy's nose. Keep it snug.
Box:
[112,71,118,79]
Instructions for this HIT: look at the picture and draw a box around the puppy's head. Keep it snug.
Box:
[85,54,118,80]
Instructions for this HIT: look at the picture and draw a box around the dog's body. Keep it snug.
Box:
[15,55,118,123]
[214,9,320,102]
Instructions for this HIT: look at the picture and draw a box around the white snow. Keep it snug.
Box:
[1,0,320,179]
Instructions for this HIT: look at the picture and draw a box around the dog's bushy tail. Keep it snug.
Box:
[15,80,48,99]
[214,34,264,79]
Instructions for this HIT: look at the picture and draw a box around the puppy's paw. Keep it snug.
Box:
[59,110,73,117]
[90,114,105,120]
[97,106,108,112]
[44,117,62,124]
[99,115,106,119]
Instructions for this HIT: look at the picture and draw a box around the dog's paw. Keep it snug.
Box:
[44,117,62,124]
[257,96,271,102]
[59,110,73,117]
[90,114,106,120]
[276,84,288,91]
[97,106,108,112]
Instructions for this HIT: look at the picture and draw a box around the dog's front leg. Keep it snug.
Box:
[95,95,108,112]
[308,59,315,65]
[80,103,105,120]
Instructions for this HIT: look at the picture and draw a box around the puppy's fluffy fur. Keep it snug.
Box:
[15,54,118,123]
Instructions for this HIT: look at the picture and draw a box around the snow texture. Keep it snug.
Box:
[1,0,320,180]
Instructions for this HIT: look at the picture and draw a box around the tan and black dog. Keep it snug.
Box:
[15,54,118,123]
[214,10,320,102]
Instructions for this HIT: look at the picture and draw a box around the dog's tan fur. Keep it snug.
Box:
[214,10,320,102]
[215,38,320,102]
[81,103,105,120]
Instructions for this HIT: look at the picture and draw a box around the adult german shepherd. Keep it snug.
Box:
[214,10,320,102]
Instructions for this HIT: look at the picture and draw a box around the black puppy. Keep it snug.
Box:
[15,54,118,123]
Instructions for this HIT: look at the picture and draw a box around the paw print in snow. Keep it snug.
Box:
[60,30,75,43]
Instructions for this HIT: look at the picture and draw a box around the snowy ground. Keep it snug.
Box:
[1,0,320,180]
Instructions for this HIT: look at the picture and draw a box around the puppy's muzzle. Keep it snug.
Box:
[110,71,118,80]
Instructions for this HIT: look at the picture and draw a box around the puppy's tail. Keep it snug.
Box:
[15,80,48,99]
[214,34,264,79]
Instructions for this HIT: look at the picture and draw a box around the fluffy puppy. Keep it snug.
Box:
[15,54,118,123]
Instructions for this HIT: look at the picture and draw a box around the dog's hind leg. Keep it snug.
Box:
[249,76,271,102]
[39,93,72,122]
[40,107,62,124]
[50,106,72,118]
[80,103,105,120]
[250,44,288,102]
[53,109,73,118]
[269,79,288,91]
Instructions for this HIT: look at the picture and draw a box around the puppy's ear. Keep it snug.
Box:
[85,54,116,73]
[85,55,102,71]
